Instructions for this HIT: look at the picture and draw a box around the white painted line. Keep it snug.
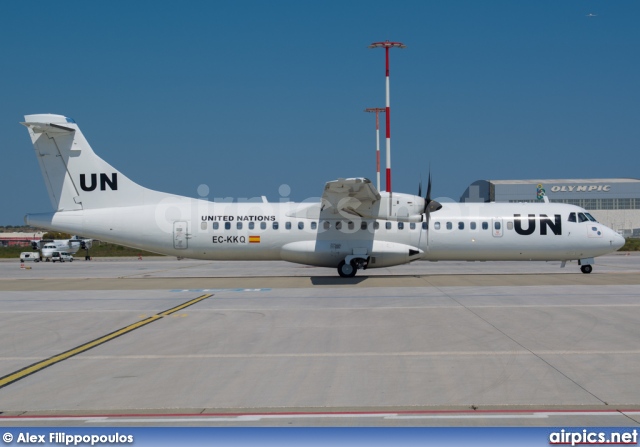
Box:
[2,349,636,361]
[386,414,549,419]
[4,411,640,424]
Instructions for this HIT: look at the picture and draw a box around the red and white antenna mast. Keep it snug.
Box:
[364,107,386,191]
[369,40,406,197]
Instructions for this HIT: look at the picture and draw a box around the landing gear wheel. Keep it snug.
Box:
[337,260,357,278]
[580,265,592,274]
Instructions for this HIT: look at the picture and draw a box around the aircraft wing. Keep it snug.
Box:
[320,178,381,218]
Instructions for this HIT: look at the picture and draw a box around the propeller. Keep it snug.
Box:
[422,171,442,226]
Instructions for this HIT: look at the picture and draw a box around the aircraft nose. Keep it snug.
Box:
[613,232,626,250]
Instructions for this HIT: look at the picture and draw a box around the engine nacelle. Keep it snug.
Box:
[280,240,423,269]
[372,192,426,222]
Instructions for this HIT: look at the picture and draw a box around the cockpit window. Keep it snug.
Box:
[578,213,589,222]
[568,212,576,222]
[585,213,597,222]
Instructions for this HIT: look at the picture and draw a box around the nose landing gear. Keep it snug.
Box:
[579,257,594,274]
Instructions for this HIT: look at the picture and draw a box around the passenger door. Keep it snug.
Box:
[173,221,189,249]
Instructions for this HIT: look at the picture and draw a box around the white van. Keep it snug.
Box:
[51,251,73,262]
[20,252,41,262]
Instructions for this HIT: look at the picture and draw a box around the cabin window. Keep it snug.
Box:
[446,222,452,230]
[298,222,304,230]
[336,221,342,230]
[482,222,489,230]
[200,222,207,231]
[260,222,266,230]
[361,222,368,231]
[410,223,416,230]
[237,222,243,230]
[507,221,513,230]
[273,222,279,230]
[422,222,428,230]
[568,212,576,222]
[470,222,477,230]
[225,222,231,230]
[385,222,392,230]
[458,222,464,230]
[348,221,354,230]
[398,222,404,230]
[578,213,589,222]
[213,222,219,230]
[284,222,291,230]
[311,222,317,230]
[434,222,440,230]
[374,222,380,230]
[494,222,501,230]
[323,221,330,230]
[248,222,255,230]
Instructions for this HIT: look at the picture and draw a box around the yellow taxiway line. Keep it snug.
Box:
[0,293,213,390]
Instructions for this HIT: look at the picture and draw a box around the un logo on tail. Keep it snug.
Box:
[80,173,118,191]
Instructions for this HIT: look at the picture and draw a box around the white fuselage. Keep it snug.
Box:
[21,114,625,275]
[27,197,624,268]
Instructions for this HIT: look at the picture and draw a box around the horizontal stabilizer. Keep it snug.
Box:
[21,122,75,134]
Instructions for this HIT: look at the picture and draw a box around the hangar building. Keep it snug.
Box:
[460,178,640,236]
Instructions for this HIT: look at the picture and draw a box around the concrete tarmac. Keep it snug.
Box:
[1,254,640,427]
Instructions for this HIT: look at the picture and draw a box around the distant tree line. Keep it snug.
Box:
[0,225,43,233]
[42,232,72,239]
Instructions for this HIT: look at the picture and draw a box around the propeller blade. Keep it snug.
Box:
[422,169,442,223]
[418,180,422,197]
[423,172,432,215]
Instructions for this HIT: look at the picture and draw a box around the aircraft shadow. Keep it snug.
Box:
[310,276,369,286]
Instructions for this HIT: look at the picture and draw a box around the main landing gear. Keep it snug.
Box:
[337,257,369,278]
[580,265,593,274]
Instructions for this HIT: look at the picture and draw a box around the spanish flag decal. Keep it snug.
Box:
[249,235,260,244]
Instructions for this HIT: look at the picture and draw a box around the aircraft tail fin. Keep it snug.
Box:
[22,114,159,211]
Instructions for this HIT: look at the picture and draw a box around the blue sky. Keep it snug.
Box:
[1,0,638,225]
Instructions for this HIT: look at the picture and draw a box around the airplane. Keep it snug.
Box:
[22,114,624,277]
[31,236,93,261]
[586,13,597,17]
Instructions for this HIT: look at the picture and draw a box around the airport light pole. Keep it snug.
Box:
[369,40,406,198]
[364,107,386,191]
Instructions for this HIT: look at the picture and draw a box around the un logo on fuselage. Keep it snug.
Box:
[513,214,562,236]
